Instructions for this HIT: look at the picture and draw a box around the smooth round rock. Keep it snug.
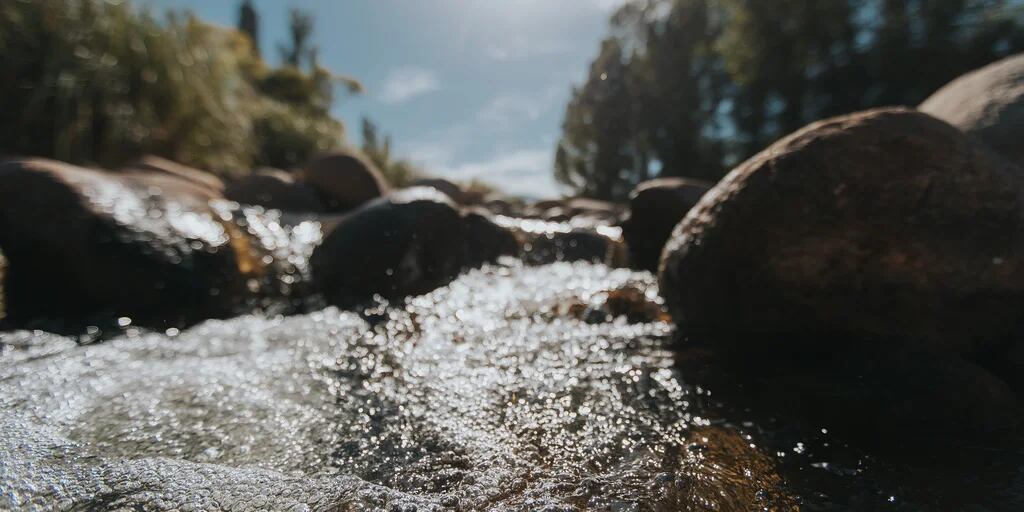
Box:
[920,53,1024,168]
[659,108,1024,355]
[225,169,325,213]
[621,177,712,272]
[0,158,261,326]
[310,188,516,307]
[299,150,388,213]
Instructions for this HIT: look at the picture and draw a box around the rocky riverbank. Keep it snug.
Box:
[3,54,1024,509]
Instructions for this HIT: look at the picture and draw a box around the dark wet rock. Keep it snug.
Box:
[225,168,325,213]
[461,207,520,264]
[521,229,628,267]
[0,158,264,327]
[920,52,1024,168]
[676,346,1019,442]
[122,154,225,195]
[622,177,712,272]
[310,188,516,307]
[659,108,1024,356]
[299,150,388,213]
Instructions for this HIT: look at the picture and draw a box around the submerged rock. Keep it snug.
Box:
[622,177,712,272]
[659,108,1024,356]
[920,52,1024,168]
[299,150,388,213]
[225,168,325,213]
[311,187,516,307]
[0,158,263,327]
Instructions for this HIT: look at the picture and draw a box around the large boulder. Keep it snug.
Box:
[299,150,388,213]
[920,53,1024,168]
[621,178,712,272]
[0,158,263,327]
[310,188,516,307]
[225,169,325,213]
[659,108,1024,356]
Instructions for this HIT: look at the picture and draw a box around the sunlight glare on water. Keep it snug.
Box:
[0,262,801,510]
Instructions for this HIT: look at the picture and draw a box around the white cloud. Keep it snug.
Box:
[406,145,564,199]
[477,87,563,129]
[483,38,569,62]
[377,67,440,104]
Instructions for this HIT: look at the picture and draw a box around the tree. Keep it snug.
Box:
[278,9,316,69]
[361,117,422,187]
[556,0,1024,200]
[237,0,260,57]
[0,0,360,175]
[556,38,642,200]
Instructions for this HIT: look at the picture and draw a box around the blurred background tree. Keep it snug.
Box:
[360,117,423,187]
[0,0,361,177]
[556,0,1024,200]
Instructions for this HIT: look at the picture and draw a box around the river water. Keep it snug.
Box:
[2,261,1024,510]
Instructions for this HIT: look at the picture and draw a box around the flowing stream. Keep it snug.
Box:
[3,261,1024,510]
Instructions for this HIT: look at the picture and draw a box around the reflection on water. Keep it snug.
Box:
[1,262,1023,510]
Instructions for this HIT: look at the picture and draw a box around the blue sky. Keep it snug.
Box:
[141,0,625,198]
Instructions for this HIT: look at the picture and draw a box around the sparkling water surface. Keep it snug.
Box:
[2,262,1022,510]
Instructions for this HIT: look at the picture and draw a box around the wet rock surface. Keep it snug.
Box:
[4,262,1023,510]
[659,108,1024,356]
[0,158,264,328]
[920,52,1024,168]
[311,188,516,308]
[622,177,712,272]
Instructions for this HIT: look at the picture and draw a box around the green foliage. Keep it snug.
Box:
[360,117,423,187]
[0,0,356,176]
[557,0,1024,200]
[237,0,259,57]
[251,100,343,171]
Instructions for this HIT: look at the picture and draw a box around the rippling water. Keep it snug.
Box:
[3,262,1024,510]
